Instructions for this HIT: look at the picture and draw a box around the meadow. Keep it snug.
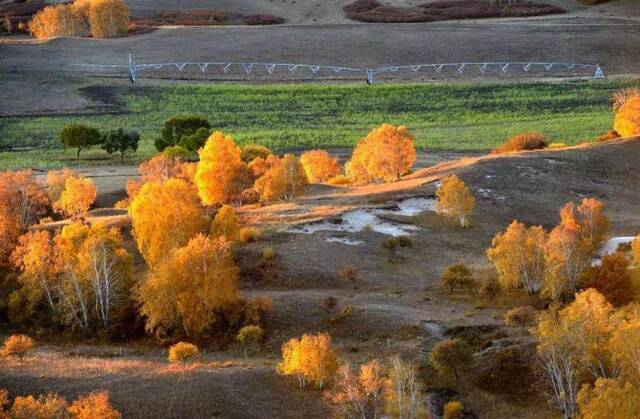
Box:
[0,79,633,169]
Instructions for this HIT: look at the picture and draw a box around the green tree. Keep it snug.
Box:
[156,115,211,151]
[101,128,139,161]
[60,124,100,158]
[179,127,211,154]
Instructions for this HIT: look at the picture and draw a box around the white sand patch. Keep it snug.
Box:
[390,197,436,216]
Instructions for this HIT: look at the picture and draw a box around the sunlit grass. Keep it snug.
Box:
[0,79,635,169]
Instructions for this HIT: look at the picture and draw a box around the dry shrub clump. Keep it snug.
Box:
[168,342,200,363]
[491,131,548,154]
[339,265,359,282]
[504,306,537,327]
[443,401,464,419]
[239,227,260,243]
[440,263,475,294]
[236,325,264,345]
[1,334,34,359]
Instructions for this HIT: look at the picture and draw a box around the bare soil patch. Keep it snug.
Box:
[133,9,285,27]
[344,0,566,23]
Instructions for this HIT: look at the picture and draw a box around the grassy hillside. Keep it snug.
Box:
[0,80,634,169]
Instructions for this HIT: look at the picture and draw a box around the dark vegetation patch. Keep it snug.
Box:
[133,9,285,27]
[344,0,565,23]
[0,0,45,34]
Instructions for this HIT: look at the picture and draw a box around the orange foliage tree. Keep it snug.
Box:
[330,360,385,418]
[613,95,640,138]
[137,235,241,336]
[9,394,69,418]
[211,205,240,242]
[300,149,341,183]
[559,198,610,254]
[486,220,546,294]
[588,252,636,307]
[633,235,640,268]
[52,175,97,218]
[195,132,253,205]
[254,154,307,201]
[436,175,476,227]
[84,0,130,38]
[577,378,640,419]
[68,391,121,419]
[346,124,416,184]
[277,332,339,388]
[29,4,86,39]
[129,178,208,266]
[609,309,640,385]
[45,167,77,202]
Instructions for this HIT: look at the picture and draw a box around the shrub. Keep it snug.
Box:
[1,334,34,359]
[397,236,413,248]
[168,342,200,363]
[328,305,355,324]
[68,391,121,419]
[85,0,129,37]
[339,265,359,282]
[346,124,416,184]
[239,227,259,243]
[240,144,272,163]
[240,188,260,205]
[382,237,399,253]
[300,149,341,183]
[10,393,68,418]
[430,338,473,381]
[613,95,640,138]
[156,115,211,151]
[479,276,500,298]
[491,131,547,154]
[262,246,276,260]
[101,128,139,161]
[60,124,101,158]
[443,401,464,419]
[236,325,264,345]
[277,332,339,388]
[29,4,86,39]
[504,306,537,327]
[440,263,475,294]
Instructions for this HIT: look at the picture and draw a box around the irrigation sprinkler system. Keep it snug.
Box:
[76,54,606,84]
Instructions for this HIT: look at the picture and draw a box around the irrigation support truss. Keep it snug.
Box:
[80,54,606,84]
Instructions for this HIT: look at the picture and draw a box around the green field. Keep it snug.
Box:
[0,79,635,169]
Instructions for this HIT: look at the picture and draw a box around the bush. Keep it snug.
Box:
[29,4,86,39]
[479,276,500,298]
[491,132,547,154]
[339,265,359,282]
[68,391,121,419]
[1,334,34,359]
[443,401,464,419]
[168,342,200,363]
[156,115,211,151]
[60,124,101,158]
[240,144,272,163]
[504,306,537,327]
[262,246,276,260]
[240,188,260,205]
[101,128,139,161]
[397,236,413,248]
[239,227,259,243]
[430,338,473,381]
[382,237,399,252]
[10,393,68,418]
[440,263,475,294]
[236,325,264,345]
[85,0,129,38]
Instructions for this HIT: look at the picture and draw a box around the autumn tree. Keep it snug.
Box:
[440,263,474,294]
[52,175,97,218]
[29,4,86,39]
[60,124,101,158]
[85,0,129,38]
[138,235,240,336]
[534,289,615,418]
[384,356,428,419]
[254,154,307,201]
[430,338,473,381]
[45,168,77,203]
[486,220,546,294]
[608,309,640,384]
[9,394,69,419]
[587,252,636,307]
[101,128,139,161]
[543,225,590,303]
[631,235,640,268]
[330,360,385,419]
[168,342,200,364]
[559,198,610,255]
[68,391,121,419]
[195,132,253,205]
[346,124,416,184]
[0,335,34,359]
[129,178,208,266]
[300,149,341,183]
[210,205,240,242]
[613,95,640,138]
[277,332,339,388]
[577,378,640,419]
[436,175,476,227]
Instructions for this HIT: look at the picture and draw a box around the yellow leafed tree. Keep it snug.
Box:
[9,394,69,419]
[53,175,97,218]
[300,149,341,183]
[211,205,240,242]
[129,178,208,266]
[436,175,476,227]
[195,132,253,205]
[559,198,610,255]
[254,154,307,201]
[346,124,416,184]
[137,235,241,336]
[29,4,86,39]
[68,391,121,419]
[608,310,640,384]
[80,0,130,38]
[633,235,640,268]
[277,332,339,388]
[613,95,640,138]
[486,220,546,293]
[45,167,77,202]
[577,378,640,419]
